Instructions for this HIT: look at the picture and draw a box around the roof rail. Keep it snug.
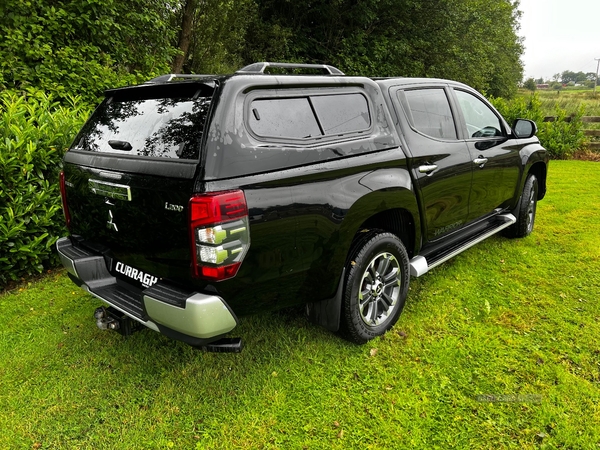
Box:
[236,62,344,76]
[145,74,213,84]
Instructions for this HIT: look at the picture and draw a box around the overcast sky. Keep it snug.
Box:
[518,0,600,80]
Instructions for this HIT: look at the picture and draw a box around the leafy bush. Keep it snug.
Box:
[0,89,90,287]
[538,104,586,159]
[490,93,586,159]
[0,0,177,104]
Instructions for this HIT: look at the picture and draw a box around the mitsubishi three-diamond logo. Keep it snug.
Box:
[106,209,118,232]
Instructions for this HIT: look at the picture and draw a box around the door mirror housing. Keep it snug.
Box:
[512,119,537,139]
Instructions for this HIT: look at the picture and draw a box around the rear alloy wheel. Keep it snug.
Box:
[340,231,410,344]
[505,174,538,238]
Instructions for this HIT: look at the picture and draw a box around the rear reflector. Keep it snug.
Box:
[189,190,250,281]
[59,171,71,230]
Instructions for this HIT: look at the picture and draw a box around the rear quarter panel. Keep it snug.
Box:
[203,150,418,315]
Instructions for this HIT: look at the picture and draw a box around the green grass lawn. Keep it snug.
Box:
[1,160,599,449]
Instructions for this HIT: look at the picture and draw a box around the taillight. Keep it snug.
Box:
[189,190,250,281]
[59,171,71,230]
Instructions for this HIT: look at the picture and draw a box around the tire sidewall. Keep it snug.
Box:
[343,232,410,343]
[519,174,538,237]
[504,173,539,239]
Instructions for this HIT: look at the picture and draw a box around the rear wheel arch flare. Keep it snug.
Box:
[359,208,416,258]
[338,187,421,258]
[528,161,547,200]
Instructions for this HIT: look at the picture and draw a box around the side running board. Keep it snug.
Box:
[409,213,516,277]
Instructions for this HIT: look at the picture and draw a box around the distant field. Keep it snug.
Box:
[517,87,600,116]
[1,160,599,449]
[516,88,600,157]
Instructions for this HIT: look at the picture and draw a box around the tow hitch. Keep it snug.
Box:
[94,306,142,336]
[93,306,243,352]
[201,338,244,353]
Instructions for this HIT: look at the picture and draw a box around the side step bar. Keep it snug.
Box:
[409,213,516,277]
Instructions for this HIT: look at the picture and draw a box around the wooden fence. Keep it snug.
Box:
[543,116,600,151]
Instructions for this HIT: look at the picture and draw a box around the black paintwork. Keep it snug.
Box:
[61,71,549,323]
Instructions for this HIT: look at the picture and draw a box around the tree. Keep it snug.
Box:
[185,0,257,74]
[0,0,526,102]
[172,0,197,73]
[561,70,587,84]
[550,81,563,94]
[523,78,537,91]
[244,0,524,97]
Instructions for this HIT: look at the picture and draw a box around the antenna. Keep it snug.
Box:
[594,58,600,94]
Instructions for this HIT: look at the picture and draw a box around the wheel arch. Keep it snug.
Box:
[520,143,549,201]
[528,160,548,200]
[339,187,421,263]
[307,186,420,333]
[358,209,417,258]
[330,185,420,295]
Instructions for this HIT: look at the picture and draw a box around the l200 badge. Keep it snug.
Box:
[165,202,184,212]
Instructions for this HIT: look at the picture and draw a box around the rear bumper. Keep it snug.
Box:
[56,237,238,344]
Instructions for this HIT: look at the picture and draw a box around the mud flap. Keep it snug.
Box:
[306,268,345,332]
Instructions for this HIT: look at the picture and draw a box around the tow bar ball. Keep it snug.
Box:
[94,307,120,330]
[93,306,141,336]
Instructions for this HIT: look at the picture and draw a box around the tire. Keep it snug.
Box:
[340,231,410,344]
[505,174,538,238]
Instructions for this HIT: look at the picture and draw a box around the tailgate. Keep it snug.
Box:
[61,81,215,285]
[63,163,194,285]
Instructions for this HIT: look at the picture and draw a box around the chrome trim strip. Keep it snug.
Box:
[89,179,132,201]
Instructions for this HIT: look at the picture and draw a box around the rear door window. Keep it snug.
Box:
[72,86,212,160]
[399,89,457,140]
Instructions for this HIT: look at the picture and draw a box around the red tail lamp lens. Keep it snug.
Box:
[189,190,250,281]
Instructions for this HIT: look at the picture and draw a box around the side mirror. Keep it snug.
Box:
[512,119,537,139]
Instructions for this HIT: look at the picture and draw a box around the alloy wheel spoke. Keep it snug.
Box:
[360,289,372,304]
[380,292,394,309]
[359,294,373,316]
[382,267,399,286]
[376,255,390,278]
[368,299,379,324]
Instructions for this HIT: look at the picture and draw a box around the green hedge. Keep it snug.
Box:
[490,93,586,159]
[0,89,91,287]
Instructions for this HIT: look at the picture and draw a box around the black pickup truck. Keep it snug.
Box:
[57,62,548,351]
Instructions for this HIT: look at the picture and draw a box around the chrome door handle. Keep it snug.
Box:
[473,157,488,165]
[418,164,438,174]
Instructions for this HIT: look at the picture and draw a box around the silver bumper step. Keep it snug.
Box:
[56,237,239,343]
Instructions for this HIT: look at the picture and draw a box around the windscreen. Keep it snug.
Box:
[71,85,212,160]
